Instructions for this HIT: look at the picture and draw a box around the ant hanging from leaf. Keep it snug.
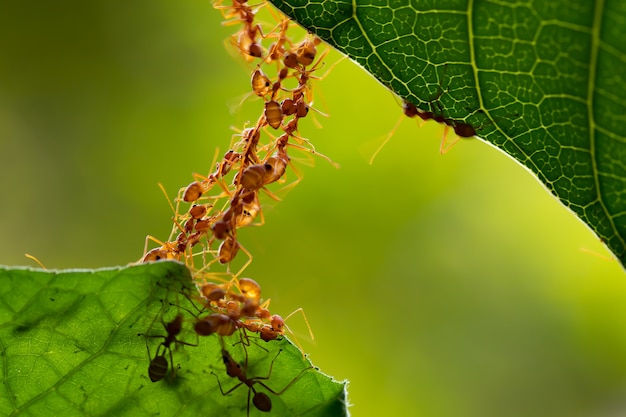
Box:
[370,63,509,161]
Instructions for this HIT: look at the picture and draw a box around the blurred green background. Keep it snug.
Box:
[2,2,626,416]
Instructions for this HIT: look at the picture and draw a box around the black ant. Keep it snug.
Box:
[212,339,312,415]
[142,313,197,382]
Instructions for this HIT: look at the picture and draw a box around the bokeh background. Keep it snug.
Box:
[2,1,626,416]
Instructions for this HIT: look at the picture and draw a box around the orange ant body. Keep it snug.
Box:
[252,69,273,98]
[255,309,313,346]
[240,163,273,190]
[282,51,298,69]
[264,100,283,129]
[216,0,266,60]
[143,247,174,263]
[195,312,238,337]
[281,98,296,116]
[295,38,320,67]
[239,277,262,299]
[218,236,241,264]
[236,190,263,227]
[265,17,292,65]
[189,204,208,220]
[289,40,327,102]
[262,152,288,185]
[183,181,204,202]
[142,236,182,263]
[192,268,313,354]
[195,275,268,334]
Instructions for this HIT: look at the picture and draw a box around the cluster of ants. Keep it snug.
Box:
[140,2,487,274]
[141,0,335,273]
[138,1,328,414]
[141,275,312,414]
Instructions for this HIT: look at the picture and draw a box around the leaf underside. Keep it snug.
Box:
[0,262,347,417]
[268,0,626,266]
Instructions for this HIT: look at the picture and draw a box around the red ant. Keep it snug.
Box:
[265,16,292,66]
[216,0,266,60]
[371,63,498,160]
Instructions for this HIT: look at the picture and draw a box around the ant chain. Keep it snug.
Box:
[138,0,326,383]
[140,2,336,275]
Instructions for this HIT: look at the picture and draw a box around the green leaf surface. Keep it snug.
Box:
[0,262,347,417]
[268,0,626,266]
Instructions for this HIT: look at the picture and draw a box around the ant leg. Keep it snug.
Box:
[157,183,186,240]
[255,360,313,396]
[248,348,282,383]
[231,242,253,278]
[282,307,314,341]
[24,253,47,269]
[368,113,404,165]
[211,372,244,396]
[439,125,461,154]
[167,345,176,379]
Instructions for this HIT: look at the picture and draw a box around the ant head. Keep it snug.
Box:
[402,100,418,118]
[270,314,285,332]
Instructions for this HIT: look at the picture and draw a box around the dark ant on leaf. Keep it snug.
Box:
[212,338,312,416]
[142,313,197,382]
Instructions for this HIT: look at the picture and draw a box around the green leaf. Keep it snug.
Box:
[0,262,347,417]
[268,0,626,266]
